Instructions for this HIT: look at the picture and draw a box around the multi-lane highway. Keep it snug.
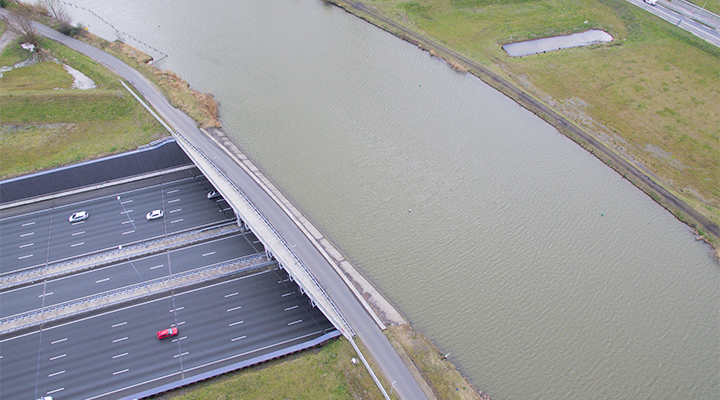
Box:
[0,233,263,319]
[1,170,234,274]
[1,269,335,400]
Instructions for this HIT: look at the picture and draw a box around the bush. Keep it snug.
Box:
[0,0,7,9]
[58,22,85,37]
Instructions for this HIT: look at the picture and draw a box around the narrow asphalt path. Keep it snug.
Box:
[334,0,719,241]
[0,9,430,400]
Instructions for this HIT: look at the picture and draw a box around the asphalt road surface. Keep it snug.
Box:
[1,233,263,319]
[1,172,234,275]
[1,269,335,400]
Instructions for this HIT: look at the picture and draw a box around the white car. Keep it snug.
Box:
[146,209,164,220]
[69,211,89,223]
[207,191,221,200]
[643,0,657,5]
[36,396,53,400]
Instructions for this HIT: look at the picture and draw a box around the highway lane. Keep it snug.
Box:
[0,233,264,319]
[0,269,334,400]
[1,174,233,275]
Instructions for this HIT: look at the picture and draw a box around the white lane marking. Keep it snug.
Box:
[49,354,66,361]
[229,320,244,327]
[18,254,33,260]
[171,336,187,342]
[173,351,189,358]
[176,321,186,326]
[112,352,128,359]
[226,306,242,312]
[222,207,233,212]
[120,200,133,204]
[120,210,133,214]
[167,189,179,194]
[22,221,36,227]
[169,208,182,213]
[169,307,184,312]
[47,388,64,395]
[170,218,184,224]
[284,305,299,311]
[71,231,85,236]
[51,338,67,345]
[112,337,128,343]
[122,230,135,235]
[281,292,292,297]
[38,292,53,297]
[288,320,303,326]
[231,336,247,342]
[150,264,164,270]
[71,242,85,247]
[121,220,135,225]
[48,370,65,377]
[113,369,129,375]
[19,243,34,248]
[168,199,180,203]
[71,221,85,225]
[112,322,127,328]
[202,252,216,257]
[95,278,110,283]
[20,232,34,237]
[224,292,239,298]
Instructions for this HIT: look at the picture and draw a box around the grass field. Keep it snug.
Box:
[0,36,167,178]
[359,0,719,232]
[684,0,720,15]
[149,337,390,400]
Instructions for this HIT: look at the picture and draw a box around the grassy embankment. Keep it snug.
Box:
[337,0,719,246]
[684,0,720,15]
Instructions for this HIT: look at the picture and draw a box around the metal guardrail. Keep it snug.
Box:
[172,130,356,337]
[0,222,241,290]
[0,254,270,334]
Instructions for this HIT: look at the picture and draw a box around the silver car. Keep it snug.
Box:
[69,211,89,223]
[146,209,164,220]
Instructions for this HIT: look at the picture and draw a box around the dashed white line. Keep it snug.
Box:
[121,220,135,225]
[95,278,110,283]
[51,338,67,345]
[202,251,216,257]
[229,320,244,327]
[120,210,133,214]
[112,352,128,359]
[167,189,179,194]
[71,231,85,236]
[288,320,303,326]
[112,322,127,328]
[150,264,164,270]
[224,292,239,298]
[176,321,186,326]
[122,230,135,235]
[38,292,53,297]
[49,354,66,361]
[113,369,129,375]
[112,337,128,343]
[71,221,85,225]
[173,351,189,358]
[226,306,242,312]
[172,336,187,342]
[169,208,182,213]
[71,242,85,247]
[21,221,36,227]
[46,388,64,395]
[19,243,34,248]
[20,232,34,237]
[281,292,292,297]
[121,200,133,204]
[285,305,299,311]
[48,370,65,377]
[168,198,180,203]
[169,307,184,312]
[231,336,247,342]
[170,218,183,224]
[18,254,33,260]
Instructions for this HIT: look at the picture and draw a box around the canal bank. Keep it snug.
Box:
[327,0,719,252]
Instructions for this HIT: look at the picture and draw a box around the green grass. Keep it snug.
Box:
[149,337,388,400]
[363,0,720,227]
[684,0,720,15]
[0,36,166,178]
[0,19,6,37]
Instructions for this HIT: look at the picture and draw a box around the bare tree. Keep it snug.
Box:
[7,8,40,48]
[43,0,70,25]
